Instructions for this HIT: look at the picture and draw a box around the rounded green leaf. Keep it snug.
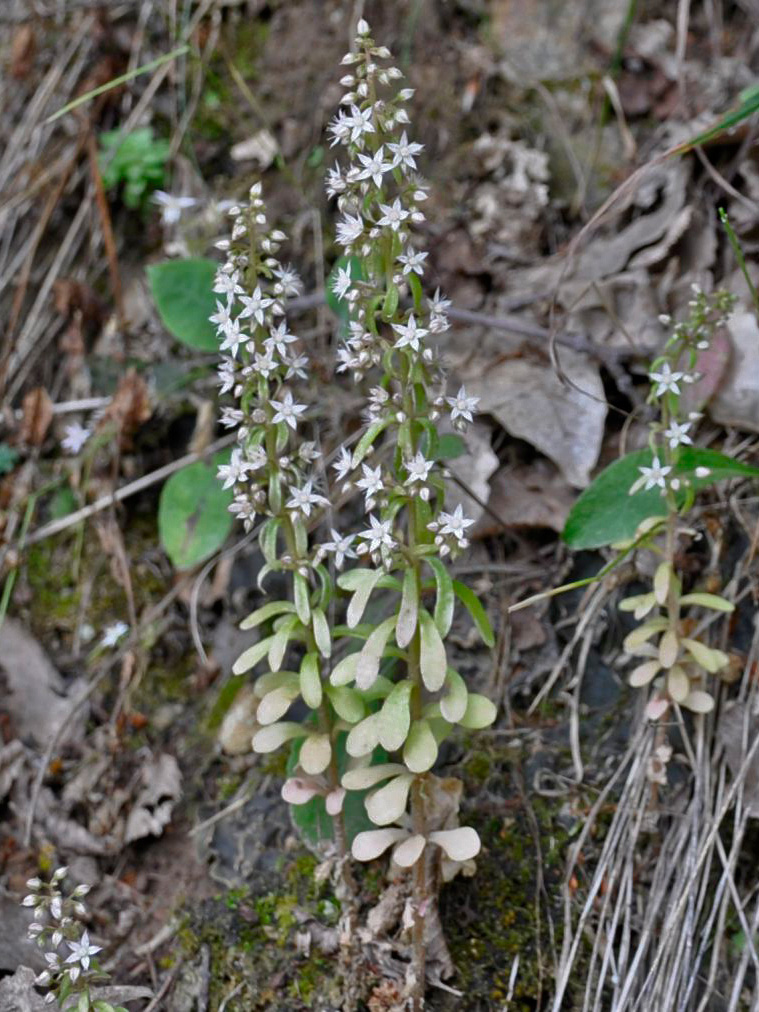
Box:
[343,569,385,628]
[403,719,438,773]
[440,668,468,723]
[293,573,311,625]
[365,772,414,826]
[252,722,304,753]
[330,652,359,687]
[419,610,447,691]
[679,592,735,612]
[232,635,275,675]
[240,601,296,630]
[341,763,407,790]
[257,683,300,725]
[378,680,413,752]
[147,258,219,350]
[346,713,381,757]
[356,616,397,690]
[396,567,419,649]
[458,693,497,729]
[158,455,233,570]
[299,653,323,709]
[427,557,454,637]
[325,685,365,724]
[268,616,298,672]
[312,607,332,657]
[300,733,331,775]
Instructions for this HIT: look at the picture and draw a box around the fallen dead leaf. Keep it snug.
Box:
[0,620,86,747]
[19,388,53,447]
[709,310,759,433]
[465,350,607,488]
[124,752,182,844]
[98,369,152,449]
[475,461,575,535]
[444,421,499,527]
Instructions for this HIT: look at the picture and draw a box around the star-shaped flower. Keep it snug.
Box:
[238,286,274,327]
[61,422,91,455]
[336,213,364,248]
[629,456,672,495]
[213,269,244,299]
[663,421,693,449]
[446,386,479,424]
[101,622,128,649]
[387,131,424,171]
[358,515,396,553]
[377,198,409,232]
[331,266,354,301]
[320,530,357,568]
[65,931,102,971]
[392,314,427,352]
[270,390,307,429]
[356,146,392,188]
[397,248,428,275]
[152,190,196,226]
[405,452,434,486]
[437,504,474,542]
[266,321,298,358]
[286,481,328,517]
[332,446,354,483]
[649,362,684,397]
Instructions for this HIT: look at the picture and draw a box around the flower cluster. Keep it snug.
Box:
[622,287,738,719]
[212,184,324,534]
[22,869,120,1011]
[629,285,736,498]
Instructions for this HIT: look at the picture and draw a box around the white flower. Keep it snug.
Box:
[328,109,352,147]
[326,165,346,197]
[253,351,277,379]
[387,131,424,171]
[217,358,236,394]
[629,456,672,495]
[209,299,234,330]
[220,407,244,429]
[392,314,427,352]
[217,449,251,490]
[437,504,474,543]
[152,190,196,226]
[286,481,328,517]
[101,621,128,648]
[347,104,375,144]
[331,266,354,301]
[65,931,102,971]
[219,317,246,358]
[266,321,298,357]
[238,286,274,327]
[356,146,392,188]
[663,421,693,449]
[397,248,427,275]
[405,452,433,485]
[358,515,396,553]
[229,494,256,527]
[649,362,684,396]
[321,530,356,568]
[61,422,91,455]
[333,446,354,483]
[285,353,309,380]
[377,198,409,231]
[446,386,479,424]
[270,390,307,429]
[336,213,364,248]
[213,269,244,299]
[272,264,303,297]
[356,463,384,505]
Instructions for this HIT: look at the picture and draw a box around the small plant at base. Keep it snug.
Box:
[22,868,124,1012]
[619,287,737,749]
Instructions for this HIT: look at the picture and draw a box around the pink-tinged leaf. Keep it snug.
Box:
[391,834,426,868]
[428,826,481,862]
[257,684,299,725]
[326,787,346,815]
[352,827,409,862]
[341,763,407,791]
[282,777,323,805]
[644,695,670,721]
[300,733,331,775]
[365,772,415,826]
[629,660,660,687]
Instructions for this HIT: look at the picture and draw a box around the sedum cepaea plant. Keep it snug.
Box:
[23,868,125,1012]
[620,287,738,733]
[213,19,497,1005]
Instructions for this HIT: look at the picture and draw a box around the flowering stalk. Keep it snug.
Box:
[324,20,496,1007]
[22,868,118,1011]
[621,287,737,740]
[212,186,355,880]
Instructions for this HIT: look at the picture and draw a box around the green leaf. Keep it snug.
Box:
[419,610,447,691]
[240,600,296,630]
[356,616,397,690]
[408,271,423,310]
[343,568,385,628]
[0,443,19,475]
[452,581,495,648]
[563,447,759,550]
[268,615,299,671]
[351,418,391,469]
[378,680,413,751]
[232,635,275,675]
[158,454,233,570]
[329,651,359,686]
[396,567,419,649]
[299,653,322,709]
[382,282,399,319]
[147,258,219,351]
[458,693,497,729]
[427,557,454,637]
[440,668,468,723]
[312,607,332,657]
[325,685,365,723]
[679,592,734,612]
[365,772,414,825]
[259,518,280,563]
[435,434,467,460]
[293,572,311,625]
[403,719,438,773]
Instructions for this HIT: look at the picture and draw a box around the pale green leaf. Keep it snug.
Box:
[356,616,397,690]
[419,610,446,692]
[365,772,415,826]
[396,568,419,649]
[240,600,296,631]
[403,719,438,773]
[452,581,495,647]
[458,693,497,729]
[312,607,332,657]
[377,680,413,752]
[232,635,275,675]
[440,668,468,723]
[325,685,365,724]
[427,557,454,637]
[293,573,311,625]
[299,653,322,709]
